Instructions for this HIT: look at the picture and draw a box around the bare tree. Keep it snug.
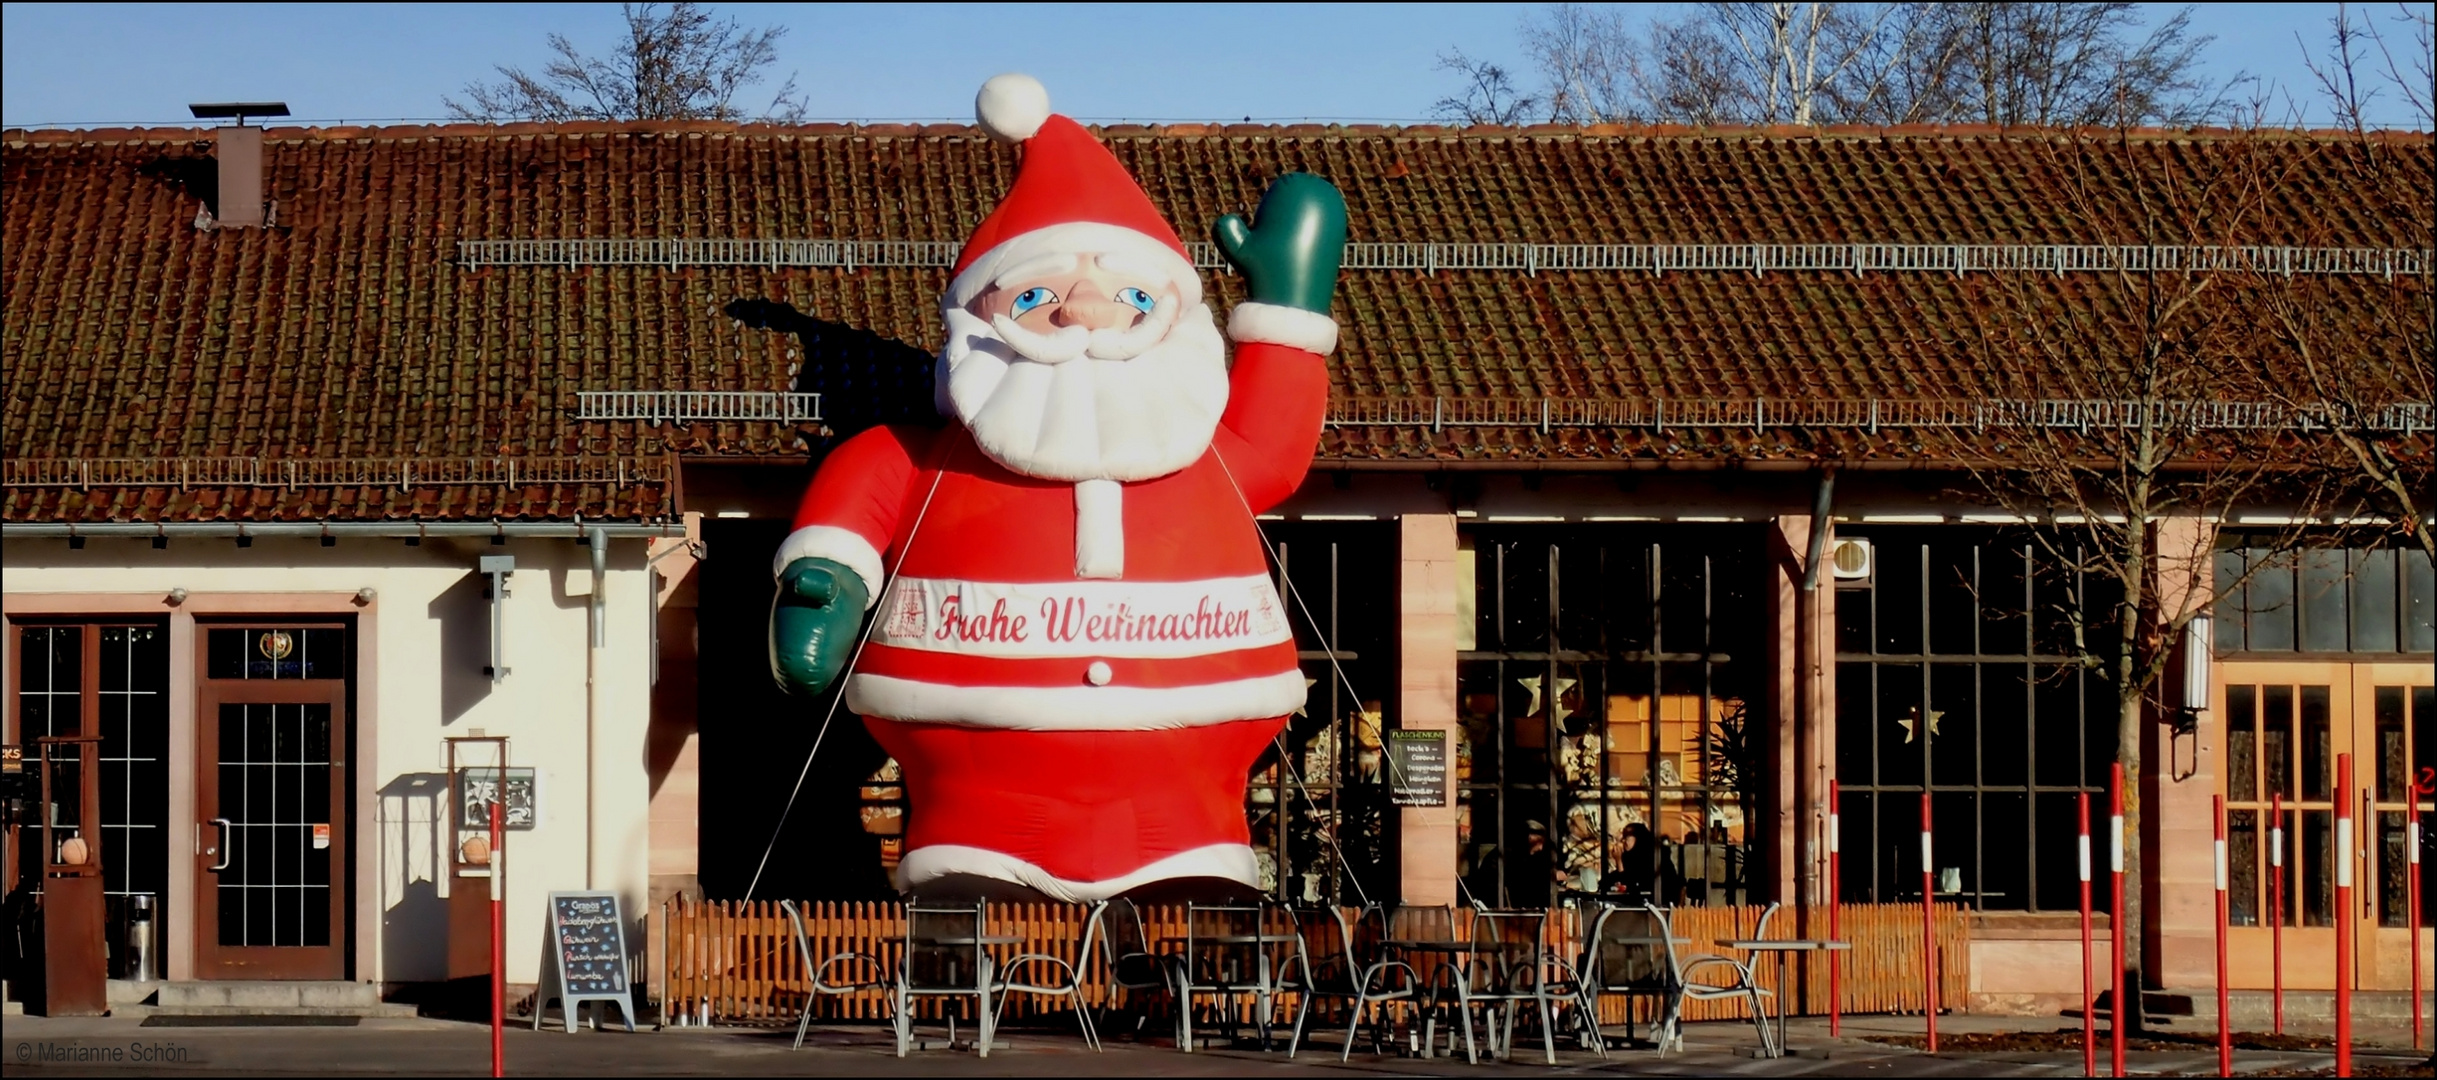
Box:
[1491,2,2226,128]
[1947,127,2344,1030]
[446,2,807,123]
[1431,50,1544,125]
[2244,3,2437,565]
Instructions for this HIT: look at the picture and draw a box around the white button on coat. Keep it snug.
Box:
[1086,661,1113,686]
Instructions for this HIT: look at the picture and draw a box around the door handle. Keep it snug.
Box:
[208,818,232,872]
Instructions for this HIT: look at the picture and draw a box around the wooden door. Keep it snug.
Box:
[194,626,349,980]
[2221,661,2431,990]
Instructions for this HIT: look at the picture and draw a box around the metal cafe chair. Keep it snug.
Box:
[1089,898,1184,1043]
[1173,901,1299,1052]
[1380,903,1468,1058]
[1282,905,1422,1060]
[990,903,1101,1051]
[777,899,892,1051]
[1585,902,1777,1058]
[1457,907,1604,1065]
[889,897,1008,1058]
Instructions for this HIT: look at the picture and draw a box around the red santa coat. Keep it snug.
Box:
[778,337,1327,888]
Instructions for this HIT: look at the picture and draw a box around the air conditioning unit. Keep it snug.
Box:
[1828,538,1874,582]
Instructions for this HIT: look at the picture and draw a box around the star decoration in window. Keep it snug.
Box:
[1898,705,1944,744]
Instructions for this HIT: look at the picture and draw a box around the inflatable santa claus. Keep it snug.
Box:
[769,74,1345,902]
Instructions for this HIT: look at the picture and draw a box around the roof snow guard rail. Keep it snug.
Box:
[458,239,2433,278]
[1326,396,2436,434]
[576,390,823,425]
[3,456,673,490]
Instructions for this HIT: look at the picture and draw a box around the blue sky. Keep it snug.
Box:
[2,3,2428,128]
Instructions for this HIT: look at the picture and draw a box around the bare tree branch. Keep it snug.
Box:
[446,2,807,123]
[1432,50,1545,125]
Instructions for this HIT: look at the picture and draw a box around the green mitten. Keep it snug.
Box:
[1212,172,1348,315]
[768,557,870,697]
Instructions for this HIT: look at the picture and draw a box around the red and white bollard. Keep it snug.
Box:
[2079,791,2094,1078]
[492,809,505,1079]
[1921,791,1936,1053]
[2110,763,2126,1080]
[2270,791,2283,1035]
[2335,753,2354,1078]
[2412,814,2424,1051]
[1828,779,1842,1038]
[2215,795,2231,1077]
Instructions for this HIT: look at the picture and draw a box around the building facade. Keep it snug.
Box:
[4,117,2427,1008]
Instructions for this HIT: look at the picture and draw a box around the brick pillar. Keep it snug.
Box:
[2148,517,2220,987]
[1399,514,1461,906]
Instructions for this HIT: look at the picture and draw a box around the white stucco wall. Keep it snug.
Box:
[2,534,655,986]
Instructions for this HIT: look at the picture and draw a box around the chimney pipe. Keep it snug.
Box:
[215,126,264,227]
[187,102,288,228]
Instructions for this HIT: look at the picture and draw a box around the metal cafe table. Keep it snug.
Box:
[1714,936,1850,1059]
[1164,926,1302,1051]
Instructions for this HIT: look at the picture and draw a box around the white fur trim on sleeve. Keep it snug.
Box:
[1226,302,1339,356]
[975,73,1049,143]
[772,525,886,611]
[895,842,1257,901]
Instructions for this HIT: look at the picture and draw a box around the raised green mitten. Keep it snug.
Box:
[768,556,870,697]
[1212,172,1348,315]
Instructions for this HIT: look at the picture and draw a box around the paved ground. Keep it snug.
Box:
[0,1010,2426,1077]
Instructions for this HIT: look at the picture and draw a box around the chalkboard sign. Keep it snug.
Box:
[534,891,635,1033]
[458,767,538,831]
[1387,729,1449,807]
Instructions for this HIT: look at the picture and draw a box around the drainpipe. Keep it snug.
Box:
[1798,469,1836,908]
[588,527,607,889]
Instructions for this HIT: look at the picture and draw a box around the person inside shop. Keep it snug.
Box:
[1510,819,1563,905]
[1598,822,1659,904]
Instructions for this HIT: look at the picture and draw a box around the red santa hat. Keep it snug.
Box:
[949,74,1203,311]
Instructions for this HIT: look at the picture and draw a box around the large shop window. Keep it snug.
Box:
[1458,525,1765,911]
[2213,541,2435,655]
[1833,530,2114,912]
[1250,521,1399,908]
[9,622,170,975]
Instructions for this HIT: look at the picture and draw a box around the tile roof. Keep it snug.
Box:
[3,120,2428,522]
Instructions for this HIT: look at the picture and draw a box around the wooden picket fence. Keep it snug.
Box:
[658,895,1967,1029]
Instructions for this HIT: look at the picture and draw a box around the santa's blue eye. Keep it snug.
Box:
[1117,287,1157,314]
[1010,287,1058,316]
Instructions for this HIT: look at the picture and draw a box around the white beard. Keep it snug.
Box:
[939,300,1230,483]
[937,299,1232,579]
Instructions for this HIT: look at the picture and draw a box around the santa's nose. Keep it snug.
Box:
[1049,281,1137,332]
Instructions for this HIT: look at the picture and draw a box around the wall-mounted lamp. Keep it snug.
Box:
[354,587,378,607]
[165,588,189,607]
[2164,612,2212,781]
[151,535,168,550]
[67,534,85,550]
[479,555,514,681]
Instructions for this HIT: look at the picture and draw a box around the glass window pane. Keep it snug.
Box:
[2033,665,2083,787]
[2406,554,2434,653]
[2301,809,2332,926]
[1978,790,2028,909]
[2229,809,2259,926]
[2247,553,2297,652]
[1927,542,1977,656]
[1836,663,1875,785]
[2213,551,2246,653]
[1838,787,1874,904]
[2300,549,2349,651]
[2352,550,2399,653]
[2263,685,2294,800]
[2084,673,2118,787]
[1499,543,1549,652]
[50,627,81,695]
[2300,687,2331,800]
[208,629,245,680]
[301,628,345,680]
[2376,687,2408,801]
[2378,811,2408,928]
[1606,542,1651,654]
[1929,663,1978,786]
[1877,666,1925,787]
[1980,542,2029,657]
[1836,581,1872,655]
[1981,663,2028,787]
[1875,538,1922,655]
[2227,684,2257,802]
[2033,553,2080,657]
[2032,792,2086,912]
[1657,546,1708,656]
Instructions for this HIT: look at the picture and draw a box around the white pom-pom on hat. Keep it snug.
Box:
[976,73,1050,143]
